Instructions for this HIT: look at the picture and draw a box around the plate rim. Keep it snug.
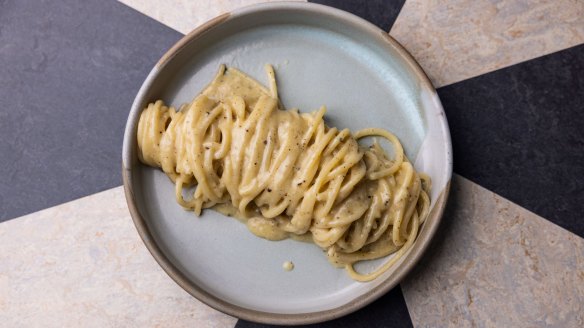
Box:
[122,2,453,325]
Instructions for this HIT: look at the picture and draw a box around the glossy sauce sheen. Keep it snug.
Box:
[136,65,430,281]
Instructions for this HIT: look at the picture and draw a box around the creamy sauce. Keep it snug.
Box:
[283,261,294,271]
[213,203,314,242]
[137,65,431,282]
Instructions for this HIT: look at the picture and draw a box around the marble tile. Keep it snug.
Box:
[0,187,236,328]
[117,0,306,35]
[390,0,584,87]
[402,175,584,328]
[437,44,584,238]
[0,0,181,222]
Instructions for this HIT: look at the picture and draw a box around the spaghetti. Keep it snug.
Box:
[137,65,430,281]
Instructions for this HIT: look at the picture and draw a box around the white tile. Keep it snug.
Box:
[0,187,236,328]
[118,0,306,35]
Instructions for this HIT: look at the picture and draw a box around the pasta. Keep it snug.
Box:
[137,65,431,282]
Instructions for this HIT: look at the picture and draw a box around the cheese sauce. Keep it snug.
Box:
[137,65,430,281]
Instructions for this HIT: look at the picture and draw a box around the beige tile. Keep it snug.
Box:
[390,0,584,87]
[118,0,306,35]
[0,187,236,328]
[402,175,584,328]
[2,181,581,327]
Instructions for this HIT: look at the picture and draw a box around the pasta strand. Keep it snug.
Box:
[137,65,431,281]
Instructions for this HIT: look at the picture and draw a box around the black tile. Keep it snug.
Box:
[0,0,181,221]
[309,0,406,31]
[439,44,584,237]
[235,285,413,328]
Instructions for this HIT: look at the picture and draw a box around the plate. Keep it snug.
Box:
[122,2,452,325]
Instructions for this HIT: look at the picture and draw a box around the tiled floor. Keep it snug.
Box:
[1,1,583,327]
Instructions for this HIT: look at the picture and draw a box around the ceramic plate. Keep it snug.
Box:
[122,2,452,325]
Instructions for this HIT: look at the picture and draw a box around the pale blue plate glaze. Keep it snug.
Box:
[123,2,452,325]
